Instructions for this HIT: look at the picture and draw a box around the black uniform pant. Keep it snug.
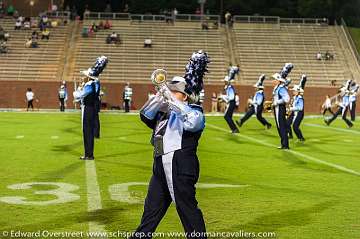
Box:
[322,108,334,116]
[59,98,65,112]
[240,105,271,127]
[82,105,96,157]
[327,106,353,127]
[27,100,33,110]
[288,111,304,140]
[224,100,238,131]
[350,102,356,121]
[94,101,101,138]
[124,99,130,112]
[131,153,206,239]
[286,112,294,138]
[274,104,289,148]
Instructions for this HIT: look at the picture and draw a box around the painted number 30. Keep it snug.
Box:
[0,182,246,206]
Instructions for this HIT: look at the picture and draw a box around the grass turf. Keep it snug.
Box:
[0,112,359,239]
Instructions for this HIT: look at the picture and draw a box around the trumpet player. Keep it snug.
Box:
[325,80,353,128]
[222,76,239,133]
[272,63,293,150]
[73,56,108,160]
[236,74,272,129]
[287,75,307,142]
[132,51,209,239]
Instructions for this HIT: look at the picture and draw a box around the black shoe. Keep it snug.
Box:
[236,120,243,128]
[289,134,293,139]
[348,124,353,128]
[299,138,305,142]
[324,120,330,126]
[266,124,272,129]
[232,129,240,134]
[277,146,290,150]
[80,156,94,160]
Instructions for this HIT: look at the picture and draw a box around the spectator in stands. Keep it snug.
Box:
[25,37,38,48]
[172,8,178,22]
[98,21,104,30]
[82,27,89,37]
[225,11,234,28]
[195,8,201,15]
[123,4,129,13]
[31,30,39,40]
[104,20,112,29]
[106,32,121,44]
[201,21,209,30]
[144,38,152,48]
[325,50,334,60]
[91,22,98,32]
[23,18,31,30]
[84,5,90,17]
[0,40,7,54]
[41,28,50,40]
[211,92,218,112]
[316,52,322,60]
[6,4,14,16]
[26,88,35,111]
[213,21,219,29]
[331,80,337,86]
[14,19,22,30]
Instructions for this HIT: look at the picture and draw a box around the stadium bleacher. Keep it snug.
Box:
[232,23,356,86]
[0,17,70,82]
[1,13,359,88]
[69,20,228,83]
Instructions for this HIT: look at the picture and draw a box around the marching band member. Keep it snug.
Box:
[131,51,209,239]
[58,84,67,112]
[322,95,334,116]
[349,81,358,121]
[288,74,307,142]
[222,76,239,133]
[325,80,353,128]
[123,82,133,112]
[73,56,108,160]
[272,63,292,149]
[236,74,271,129]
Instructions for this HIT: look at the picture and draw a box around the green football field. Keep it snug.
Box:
[0,112,359,239]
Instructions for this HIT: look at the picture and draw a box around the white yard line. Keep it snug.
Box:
[304,123,360,135]
[15,135,24,139]
[207,124,360,177]
[85,160,106,237]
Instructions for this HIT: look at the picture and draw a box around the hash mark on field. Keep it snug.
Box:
[15,135,24,139]
[207,124,360,177]
[343,139,353,143]
[85,160,106,237]
[305,123,360,135]
[51,136,59,139]
[118,137,127,140]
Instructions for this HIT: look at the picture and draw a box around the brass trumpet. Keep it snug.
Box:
[151,69,167,86]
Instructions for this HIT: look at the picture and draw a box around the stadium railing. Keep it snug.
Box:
[233,15,327,25]
[46,11,71,19]
[83,12,220,23]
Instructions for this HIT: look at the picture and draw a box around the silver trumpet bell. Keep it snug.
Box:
[151,69,167,86]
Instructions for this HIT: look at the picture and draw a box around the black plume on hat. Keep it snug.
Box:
[184,50,210,98]
[299,74,307,90]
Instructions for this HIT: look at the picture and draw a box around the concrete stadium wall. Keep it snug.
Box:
[0,80,357,114]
